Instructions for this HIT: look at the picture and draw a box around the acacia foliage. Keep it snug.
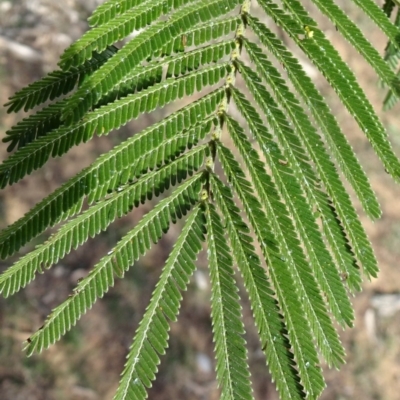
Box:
[1,1,400,399]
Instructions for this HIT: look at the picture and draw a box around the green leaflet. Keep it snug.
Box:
[61,0,240,124]
[3,46,119,114]
[349,0,400,50]
[252,4,381,279]
[240,34,376,281]
[233,64,354,328]
[162,15,241,55]
[0,90,223,258]
[217,142,324,398]
[24,173,203,355]
[60,0,183,69]
[0,63,230,189]
[114,204,206,400]
[383,7,400,110]
[258,0,400,181]
[3,99,68,152]
[211,174,305,400]
[206,202,254,400]
[61,0,185,68]
[89,0,146,27]
[306,0,400,96]
[222,118,324,397]
[3,40,233,153]
[245,19,380,221]
[0,145,209,297]
[383,0,396,17]
[245,19,364,290]
[225,106,344,369]
[383,8,400,68]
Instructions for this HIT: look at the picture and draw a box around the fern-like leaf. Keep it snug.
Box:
[61,0,240,124]
[114,204,206,400]
[4,46,118,114]
[0,90,223,258]
[24,173,203,355]
[217,142,324,398]
[258,0,400,181]
[227,97,345,368]
[232,66,354,327]
[0,65,229,189]
[0,145,208,297]
[2,1,400,398]
[211,174,305,400]
[206,202,254,400]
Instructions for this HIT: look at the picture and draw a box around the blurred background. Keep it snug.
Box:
[0,1,400,399]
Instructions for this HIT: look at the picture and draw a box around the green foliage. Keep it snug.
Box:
[1,1,399,399]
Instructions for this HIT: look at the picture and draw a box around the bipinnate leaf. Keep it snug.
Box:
[0,90,223,259]
[235,62,354,328]
[206,202,254,400]
[258,0,400,181]
[219,121,324,397]
[0,145,208,297]
[24,173,203,355]
[3,46,118,114]
[114,204,206,400]
[229,94,345,369]
[2,1,400,399]
[211,174,305,400]
[61,0,241,124]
